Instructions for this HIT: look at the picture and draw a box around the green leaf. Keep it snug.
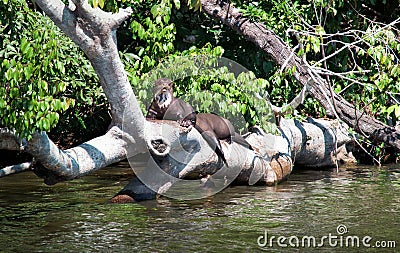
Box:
[150,5,159,17]
[24,65,33,80]
[5,68,13,81]
[387,105,396,115]
[39,102,48,111]
[42,118,50,130]
[395,105,400,118]
[240,104,247,114]
[315,25,325,35]
[24,46,33,59]
[92,0,98,8]
[53,100,62,110]
[20,38,29,54]
[173,0,180,9]
[189,0,201,11]
[40,80,48,92]
[164,14,170,24]
[57,81,67,93]
[98,0,104,8]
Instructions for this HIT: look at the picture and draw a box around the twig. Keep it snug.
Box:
[351,133,381,166]
[280,44,299,73]
[312,17,400,67]
[0,162,32,177]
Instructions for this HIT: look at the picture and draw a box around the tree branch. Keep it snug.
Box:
[0,162,32,177]
[26,126,128,185]
[115,117,354,201]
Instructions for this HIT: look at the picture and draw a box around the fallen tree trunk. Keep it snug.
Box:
[200,0,400,151]
[113,118,354,202]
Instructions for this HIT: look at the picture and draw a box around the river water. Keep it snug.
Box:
[0,163,399,252]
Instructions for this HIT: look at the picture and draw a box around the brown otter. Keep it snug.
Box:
[194,113,253,165]
[146,78,253,166]
[146,78,196,127]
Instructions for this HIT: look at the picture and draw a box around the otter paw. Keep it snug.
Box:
[179,124,193,134]
[178,118,194,128]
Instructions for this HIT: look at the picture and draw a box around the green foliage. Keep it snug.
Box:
[123,0,400,135]
[0,0,105,140]
[125,0,176,81]
[1,0,69,139]
[119,0,275,132]
[88,0,142,13]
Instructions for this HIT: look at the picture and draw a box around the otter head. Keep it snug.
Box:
[154,78,173,109]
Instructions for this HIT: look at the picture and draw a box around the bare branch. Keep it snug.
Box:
[312,17,400,67]
[26,126,128,185]
[111,7,133,28]
[0,162,32,177]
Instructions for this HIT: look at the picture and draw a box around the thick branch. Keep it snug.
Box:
[117,120,290,201]
[0,162,32,177]
[280,118,353,167]
[200,0,400,151]
[26,126,128,185]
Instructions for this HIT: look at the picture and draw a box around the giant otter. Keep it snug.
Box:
[146,78,253,166]
[146,78,196,127]
[194,113,253,165]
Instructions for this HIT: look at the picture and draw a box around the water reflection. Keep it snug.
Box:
[0,163,399,252]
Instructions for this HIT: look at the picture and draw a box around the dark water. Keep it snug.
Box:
[0,163,399,252]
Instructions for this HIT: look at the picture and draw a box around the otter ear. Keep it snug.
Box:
[168,81,174,88]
